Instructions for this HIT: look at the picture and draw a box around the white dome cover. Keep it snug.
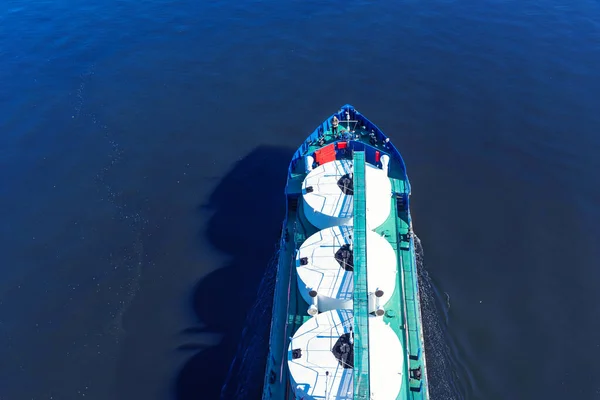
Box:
[295,226,397,313]
[301,160,392,230]
[287,310,404,400]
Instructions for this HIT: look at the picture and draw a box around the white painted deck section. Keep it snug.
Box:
[295,226,397,314]
[287,310,403,400]
[301,160,392,230]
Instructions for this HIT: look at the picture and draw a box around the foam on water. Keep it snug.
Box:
[76,63,148,342]
[416,234,470,400]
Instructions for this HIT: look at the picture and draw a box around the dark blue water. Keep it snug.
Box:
[2,0,600,399]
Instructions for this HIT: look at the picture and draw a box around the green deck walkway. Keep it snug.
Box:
[352,151,370,399]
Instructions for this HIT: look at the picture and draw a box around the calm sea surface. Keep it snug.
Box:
[1,0,599,399]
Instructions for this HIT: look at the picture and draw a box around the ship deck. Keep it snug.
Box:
[263,116,428,399]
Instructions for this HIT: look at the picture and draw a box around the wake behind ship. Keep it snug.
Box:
[262,105,429,400]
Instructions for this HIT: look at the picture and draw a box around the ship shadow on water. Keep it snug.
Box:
[175,145,294,400]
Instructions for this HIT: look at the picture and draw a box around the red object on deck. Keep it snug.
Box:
[375,150,381,163]
[336,141,348,149]
[314,144,336,165]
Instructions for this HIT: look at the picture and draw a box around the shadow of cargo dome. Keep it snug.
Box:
[174,145,293,400]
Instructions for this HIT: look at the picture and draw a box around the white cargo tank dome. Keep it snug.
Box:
[287,310,404,400]
[301,159,354,229]
[295,226,397,313]
[368,316,405,399]
[301,159,392,230]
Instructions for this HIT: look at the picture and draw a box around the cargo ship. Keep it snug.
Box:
[262,104,429,399]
